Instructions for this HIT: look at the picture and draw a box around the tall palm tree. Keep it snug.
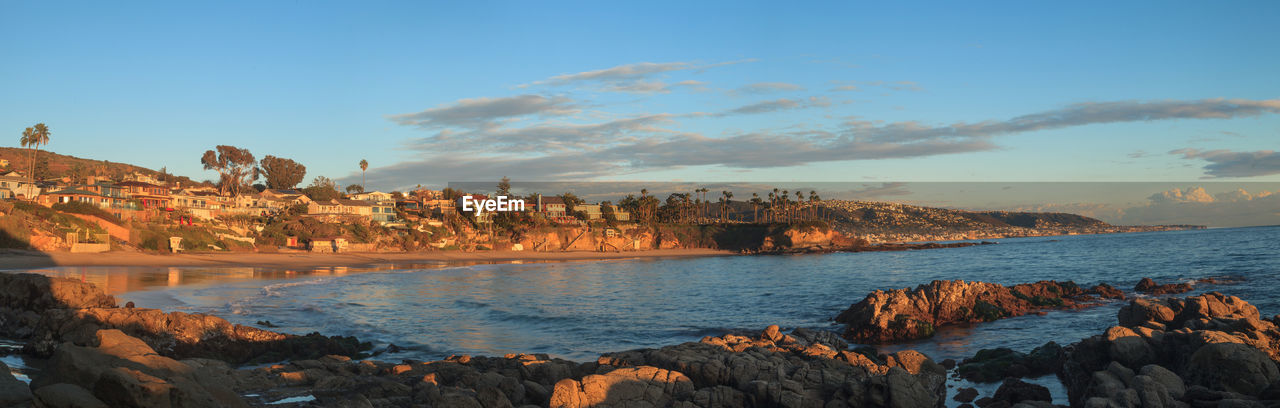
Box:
[359,159,369,190]
[24,124,51,179]
[33,124,50,179]
[720,190,733,222]
[809,190,819,220]
[19,128,35,177]
[750,193,761,223]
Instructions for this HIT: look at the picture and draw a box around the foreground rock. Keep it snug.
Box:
[17,323,949,407]
[211,325,946,407]
[0,273,367,364]
[836,280,1125,343]
[1062,292,1280,407]
[30,329,247,407]
[0,360,33,407]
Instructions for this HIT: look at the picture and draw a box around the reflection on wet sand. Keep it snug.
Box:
[12,259,626,295]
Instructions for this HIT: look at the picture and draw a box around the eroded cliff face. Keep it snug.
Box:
[761,226,849,251]
[507,223,849,253]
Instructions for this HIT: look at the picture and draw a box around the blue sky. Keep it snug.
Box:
[3,1,1279,192]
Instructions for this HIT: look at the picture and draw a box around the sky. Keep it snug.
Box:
[3,1,1279,207]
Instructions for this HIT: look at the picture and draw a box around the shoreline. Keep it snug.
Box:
[0,248,736,270]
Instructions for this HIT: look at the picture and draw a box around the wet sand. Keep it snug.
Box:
[0,248,735,270]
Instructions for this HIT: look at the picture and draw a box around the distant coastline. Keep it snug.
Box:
[0,248,735,270]
[0,225,1208,270]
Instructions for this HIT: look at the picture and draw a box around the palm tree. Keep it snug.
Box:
[19,127,35,177]
[809,190,819,220]
[795,191,805,220]
[720,190,733,222]
[359,159,369,190]
[750,193,762,223]
[25,124,50,179]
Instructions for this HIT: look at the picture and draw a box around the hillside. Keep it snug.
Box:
[816,200,1197,242]
[0,147,206,186]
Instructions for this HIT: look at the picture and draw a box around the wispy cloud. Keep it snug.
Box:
[521,60,753,94]
[387,95,577,129]
[719,97,831,116]
[829,80,923,92]
[1171,148,1280,178]
[369,97,1280,187]
[406,114,678,153]
[730,82,805,95]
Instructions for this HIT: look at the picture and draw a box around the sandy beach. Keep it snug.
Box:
[0,248,735,270]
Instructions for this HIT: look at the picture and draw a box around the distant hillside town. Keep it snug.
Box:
[0,136,1201,255]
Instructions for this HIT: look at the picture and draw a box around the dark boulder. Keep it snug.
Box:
[1134,277,1193,295]
[991,378,1051,405]
[957,342,1064,382]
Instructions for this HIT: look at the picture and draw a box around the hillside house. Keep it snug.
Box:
[350,191,394,202]
[308,198,373,217]
[370,201,398,224]
[116,181,172,209]
[0,174,41,200]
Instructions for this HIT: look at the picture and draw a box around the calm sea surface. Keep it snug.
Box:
[8,226,1279,403]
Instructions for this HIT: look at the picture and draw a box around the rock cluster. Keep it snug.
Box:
[835,280,1125,343]
[956,342,1064,383]
[0,273,367,364]
[588,325,948,407]
[1062,292,1280,407]
[231,325,947,407]
[17,318,950,407]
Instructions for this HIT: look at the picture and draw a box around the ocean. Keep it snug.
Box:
[10,226,1279,405]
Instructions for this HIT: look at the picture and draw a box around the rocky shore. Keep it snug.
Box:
[0,273,954,407]
[2,271,1277,408]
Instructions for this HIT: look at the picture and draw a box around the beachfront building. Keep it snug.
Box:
[122,172,163,185]
[350,191,394,202]
[307,198,375,224]
[258,189,313,211]
[0,173,41,200]
[533,195,566,216]
[370,201,398,224]
[40,187,131,209]
[116,181,172,209]
[424,198,456,218]
[171,189,224,210]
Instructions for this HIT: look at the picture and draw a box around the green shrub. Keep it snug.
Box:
[52,202,120,224]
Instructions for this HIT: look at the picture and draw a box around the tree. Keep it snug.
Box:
[259,155,307,189]
[720,190,733,222]
[201,145,257,196]
[750,193,763,223]
[302,176,341,201]
[19,124,50,179]
[19,127,35,177]
[359,159,369,190]
[345,184,365,194]
[809,191,821,220]
[497,176,511,196]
